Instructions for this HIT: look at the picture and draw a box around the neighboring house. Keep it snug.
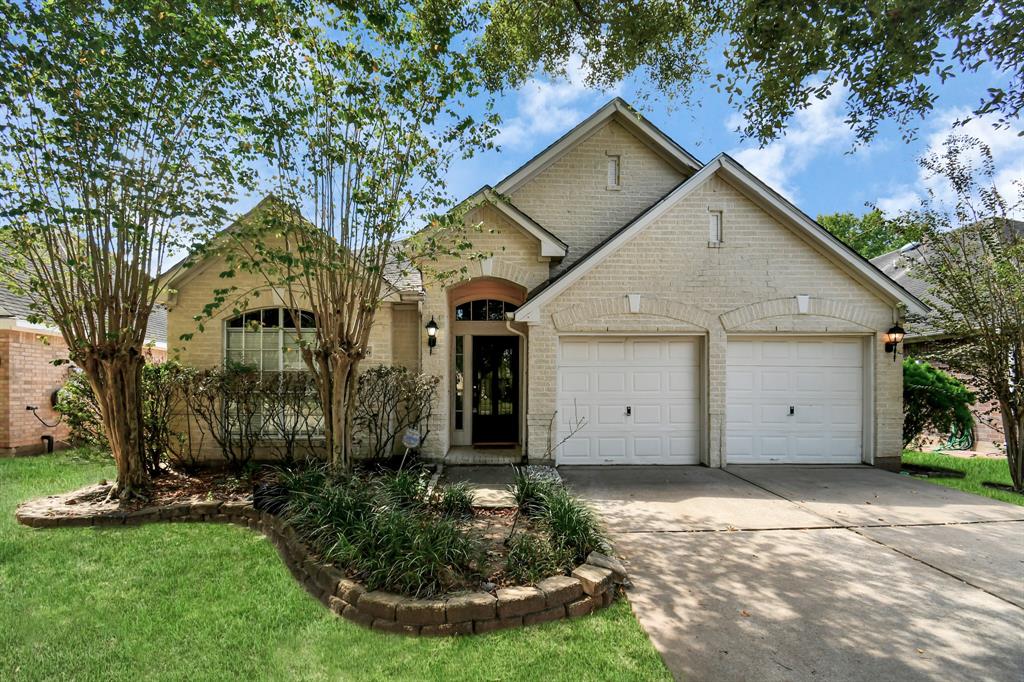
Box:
[163,98,927,470]
[0,246,168,456]
[871,224,1023,453]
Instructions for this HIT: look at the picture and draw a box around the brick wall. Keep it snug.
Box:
[0,328,70,455]
[526,174,904,465]
[509,119,688,275]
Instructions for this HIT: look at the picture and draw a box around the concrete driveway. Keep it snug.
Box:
[561,465,1024,682]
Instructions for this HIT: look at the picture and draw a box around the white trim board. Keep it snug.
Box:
[514,155,929,322]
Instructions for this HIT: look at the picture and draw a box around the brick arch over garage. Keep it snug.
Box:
[551,296,714,331]
[719,297,881,331]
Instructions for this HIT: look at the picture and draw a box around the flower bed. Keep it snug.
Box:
[15,472,627,637]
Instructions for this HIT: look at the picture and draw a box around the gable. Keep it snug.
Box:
[515,155,928,321]
[509,118,690,274]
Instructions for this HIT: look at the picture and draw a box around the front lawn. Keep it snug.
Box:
[902,450,1024,507]
[0,452,669,682]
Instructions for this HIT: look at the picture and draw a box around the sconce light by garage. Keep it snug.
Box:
[883,324,906,361]
[425,316,438,354]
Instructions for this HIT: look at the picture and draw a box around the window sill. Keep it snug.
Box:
[708,241,724,248]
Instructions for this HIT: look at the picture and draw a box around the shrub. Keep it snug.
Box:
[505,532,561,584]
[538,487,607,566]
[271,465,482,597]
[377,467,429,509]
[56,361,192,474]
[436,481,475,517]
[509,466,556,516]
[353,366,439,460]
[903,359,976,447]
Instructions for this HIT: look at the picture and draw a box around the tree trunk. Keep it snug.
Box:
[82,348,148,500]
[1001,400,1023,491]
[319,352,358,472]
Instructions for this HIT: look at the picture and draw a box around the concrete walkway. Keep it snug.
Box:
[561,465,1024,682]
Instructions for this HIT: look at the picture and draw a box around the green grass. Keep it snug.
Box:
[0,452,669,682]
[902,450,1024,506]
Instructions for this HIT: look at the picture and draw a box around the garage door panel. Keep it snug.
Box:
[597,372,625,392]
[727,338,863,464]
[557,336,700,465]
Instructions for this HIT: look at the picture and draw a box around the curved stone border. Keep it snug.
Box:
[16,495,621,636]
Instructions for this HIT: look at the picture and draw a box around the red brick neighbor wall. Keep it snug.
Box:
[0,327,167,456]
[0,328,70,456]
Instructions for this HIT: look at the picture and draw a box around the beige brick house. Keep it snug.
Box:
[164,99,927,470]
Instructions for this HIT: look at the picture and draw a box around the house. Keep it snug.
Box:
[871,224,1023,453]
[0,245,169,455]
[163,98,927,469]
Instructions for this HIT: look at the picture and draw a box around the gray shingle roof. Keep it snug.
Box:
[0,245,168,343]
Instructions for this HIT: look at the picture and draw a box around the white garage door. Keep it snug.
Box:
[726,338,864,464]
[557,336,700,464]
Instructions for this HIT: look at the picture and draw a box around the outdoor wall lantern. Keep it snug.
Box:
[425,316,439,353]
[883,324,906,361]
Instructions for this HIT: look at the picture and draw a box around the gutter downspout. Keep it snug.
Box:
[505,314,528,465]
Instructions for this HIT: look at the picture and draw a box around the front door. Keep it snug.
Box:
[472,336,519,444]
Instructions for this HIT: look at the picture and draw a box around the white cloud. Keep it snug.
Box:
[496,55,620,149]
[875,185,920,215]
[728,89,853,201]
[876,109,1024,217]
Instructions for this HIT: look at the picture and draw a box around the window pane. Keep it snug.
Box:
[261,308,280,328]
[299,311,316,328]
[487,300,504,321]
[455,303,469,321]
[471,299,487,321]
[227,315,245,328]
[454,336,464,430]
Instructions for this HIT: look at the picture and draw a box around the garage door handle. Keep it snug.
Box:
[789,406,795,415]
[626,406,632,416]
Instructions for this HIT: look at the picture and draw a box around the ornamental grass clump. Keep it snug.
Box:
[509,466,556,516]
[436,482,475,517]
[505,532,561,585]
[269,465,482,597]
[539,487,607,566]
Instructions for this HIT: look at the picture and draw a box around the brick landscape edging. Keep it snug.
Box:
[15,496,621,636]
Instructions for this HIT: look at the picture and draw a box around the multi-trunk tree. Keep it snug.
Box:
[891,135,1023,490]
[212,2,497,472]
[0,0,282,498]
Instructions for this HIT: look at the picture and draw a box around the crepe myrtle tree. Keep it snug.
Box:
[0,0,284,499]
[890,135,1024,490]
[195,2,499,472]
[475,0,1021,145]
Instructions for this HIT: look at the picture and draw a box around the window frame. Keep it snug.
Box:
[606,153,622,190]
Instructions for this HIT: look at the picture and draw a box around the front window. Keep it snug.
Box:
[224,308,320,437]
[225,308,316,371]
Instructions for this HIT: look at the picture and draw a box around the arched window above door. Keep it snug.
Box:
[454,299,519,322]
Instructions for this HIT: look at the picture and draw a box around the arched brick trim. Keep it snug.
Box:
[448,276,526,308]
[719,297,880,331]
[552,296,714,331]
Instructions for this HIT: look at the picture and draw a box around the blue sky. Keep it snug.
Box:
[443,53,1022,221]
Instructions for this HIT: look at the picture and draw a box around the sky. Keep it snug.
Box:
[441,52,1023,222]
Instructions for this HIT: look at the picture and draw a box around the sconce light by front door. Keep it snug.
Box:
[425,316,439,354]
[883,324,906,361]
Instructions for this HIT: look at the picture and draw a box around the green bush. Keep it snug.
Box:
[509,466,556,516]
[436,481,475,517]
[56,361,193,473]
[272,465,482,597]
[505,532,561,584]
[539,487,607,566]
[903,359,976,447]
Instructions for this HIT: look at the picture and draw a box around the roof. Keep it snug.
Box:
[870,218,1024,339]
[514,153,930,322]
[493,97,702,194]
[0,245,168,343]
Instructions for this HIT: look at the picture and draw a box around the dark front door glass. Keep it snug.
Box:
[472,336,519,443]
